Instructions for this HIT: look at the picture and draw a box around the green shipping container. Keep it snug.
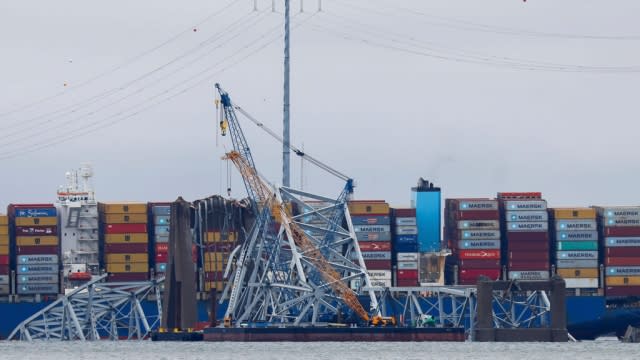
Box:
[556,241,598,251]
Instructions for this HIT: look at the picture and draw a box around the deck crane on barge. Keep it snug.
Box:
[214,83,378,326]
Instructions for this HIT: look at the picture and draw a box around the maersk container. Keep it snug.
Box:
[457,240,501,250]
[456,220,500,230]
[155,234,169,243]
[351,215,390,226]
[555,220,597,231]
[156,263,167,273]
[151,206,171,216]
[0,275,9,284]
[507,222,548,232]
[556,231,598,241]
[367,270,392,280]
[18,274,58,284]
[460,230,500,240]
[595,207,640,219]
[155,225,170,235]
[356,232,391,241]
[359,251,392,260]
[607,267,640,276]
[565,278,599,288]
[603,218,640,227]
[17,264,58,274]
[353,225,391,233]
[556,259,599,268]
[453,200,498,211]
[556,241,598,251]
[508,270,550,280]
[397,261,418,270]
[503,200,547,211]
[395,226,418,235]
[14,207,57,218]
[557,251,598,260]
[604,237,640,247]
[18,284,59,295]
[506,211,548,222]
[18,255,58,265]
[396,253,418,262]
[395,217,416,226]
[369,279,392,287]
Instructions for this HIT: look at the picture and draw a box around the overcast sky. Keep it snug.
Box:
[1,0,639,210]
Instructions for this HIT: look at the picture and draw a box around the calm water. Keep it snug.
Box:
[1,339,639,360]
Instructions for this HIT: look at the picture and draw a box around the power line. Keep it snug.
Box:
[0,0,242,118]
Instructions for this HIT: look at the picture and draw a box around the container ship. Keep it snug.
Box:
[1,167,640,340]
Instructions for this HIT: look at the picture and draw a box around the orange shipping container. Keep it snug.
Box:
[103,214,148,224]
[15,217,58,226]
[206,231,237,243]
[99,202,147,214]
[16,236,59,246]
[106,253,149,263]
[0,227,7,236]
[0,216,7,225]
[0,234,8,246]
[106,262,149,273]
[104,233,148,244]
[557,268,599,278]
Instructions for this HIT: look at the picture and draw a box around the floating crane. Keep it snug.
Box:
[215,84,377,326]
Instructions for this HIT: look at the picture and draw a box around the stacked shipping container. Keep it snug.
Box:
[445,198,501,284]
[149,203,170,276]
[10,204,60,295]
[498,193,550,281]
[392,208,419,286]
[99,202,149,282]
[349,201,392,287]
[203,231,237,292]
[595,206,640,297]
[0,214,8,295]
[550,208,599,292]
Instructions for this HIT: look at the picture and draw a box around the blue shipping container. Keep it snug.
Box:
[393,234,418,244]
[393,242,419,253]
[15,208,57,217]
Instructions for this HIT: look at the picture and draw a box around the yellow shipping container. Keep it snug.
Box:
[551,208,596,219]
[15,217,58,226]
[348,202,389,215]
[206,231,237,243]
[106,253,149,263]
[0,226,7,235]
[99,202,147,215]
[204,252,229,263]
[104,213,148,224]
[557,268,599,278]
[204,281,226,292]
[0,246,8,255]
[0,234,8,245]
[106,262,149,273]
[104,233,148,244]
[0,216,7,225]
[606,276,640,286]
[16,236,59,246]
[204,261,227,272]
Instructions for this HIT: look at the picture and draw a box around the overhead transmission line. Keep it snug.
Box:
[0,11,320,160]
[0,0,241,118]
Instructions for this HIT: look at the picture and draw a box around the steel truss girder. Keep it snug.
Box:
[8,275,164,341]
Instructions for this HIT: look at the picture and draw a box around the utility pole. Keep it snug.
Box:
[283,0,291,187]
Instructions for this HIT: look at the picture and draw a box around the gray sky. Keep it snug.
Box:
[1,0,639,210]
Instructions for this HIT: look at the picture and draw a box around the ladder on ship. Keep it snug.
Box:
[7,275,165,341]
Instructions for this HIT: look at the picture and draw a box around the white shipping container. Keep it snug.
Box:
[396,252,419,261]
[606,267,640,276]
[557,251,598,260]
[507,222,548,232]
[0,275,9,284]
[395,217,417,226]
[555,220,597,231]
[506,211,548,222]
[396,226,418,235]
[605,237,640,247]
[565,278,599,289]
[353,225,391,233]
[18,274,59,284]
[458,200,498,211]
[18,284,59,295]
[461,230,501,240]
[603,218,640,227]
[457,220,500,230]
[18,255,58,265]
[508,271,550,280]
[369,279,392,288]
[504,200,547,211]
[397,261,418,270]
[17,264,58,274]
[457,240,501,250]
[595,207,640,219]
[368,270,392,280]
[0,285,10,294]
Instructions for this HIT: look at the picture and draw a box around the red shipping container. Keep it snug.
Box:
[0,265,9,274]
[507,239,550,251]
[458,259,501,268]
[497,192,542,199]
[606,286,640,297]
[156,243,168,254]
[397,269,418,280]
[459,250,500,260]
[15,226,57,236]
[104,223,147,234]
[16,245,58,255]
[0,255,8,265]
[453,210,500,221]
[459,268,501,281]
[359,241,391,251]
[107,272,148,282]
[605,247,640,257]
[204,271,225,281]
[104,243,148,254]
[506,232,549,242]
[396,279,419,287]
[394,208,416,217]
[508,262,550,271]
[364,260,392,270]
[605,257,640,266]
[602,227,640,237]
[509,251,549,262]
[156,253,168,263]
